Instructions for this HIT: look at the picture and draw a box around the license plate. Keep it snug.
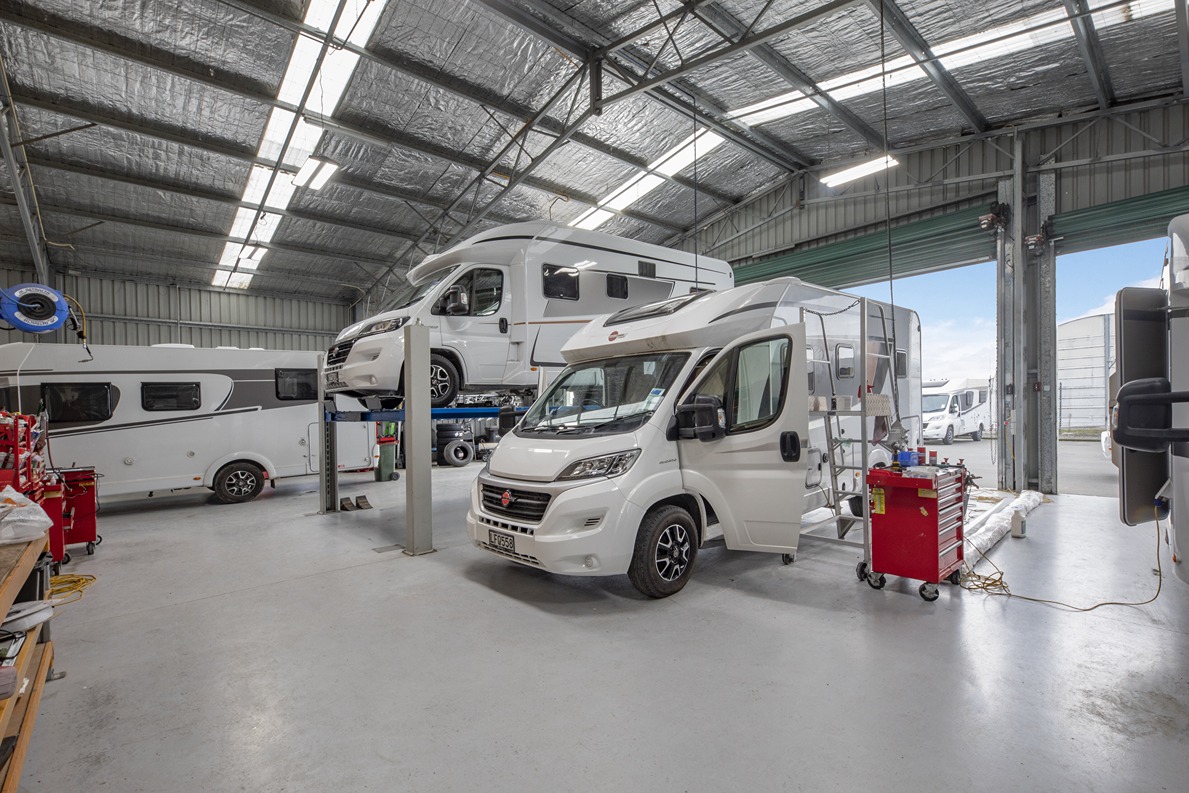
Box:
[488,530,516,553]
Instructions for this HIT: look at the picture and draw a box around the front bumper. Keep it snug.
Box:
[921,423,950,441]
[466,471,642,576]
[325,332,405,395]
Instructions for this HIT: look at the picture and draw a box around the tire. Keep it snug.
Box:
[627,505,698,598]
[847,494,864,517]
[435,422,465,432]
[970,425,984,442]
[213,461,265,503]
[441,439,474,467]
[943,426,954,445]
[429,354,460,408]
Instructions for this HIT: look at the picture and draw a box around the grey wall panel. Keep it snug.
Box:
[0,264,347,351]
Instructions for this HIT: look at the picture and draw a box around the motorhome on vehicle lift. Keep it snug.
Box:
[922,378,990,444]
[467,277,922,597]
[324,222,734,407]
[0,343,374,503]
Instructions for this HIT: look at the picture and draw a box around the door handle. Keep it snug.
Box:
[499,318,509,333]
[780,431,801,462]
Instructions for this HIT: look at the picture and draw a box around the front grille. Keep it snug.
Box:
[480,542,542,566]
[481,484,551,523]
[478,515,533,536]
[326,339,356,367]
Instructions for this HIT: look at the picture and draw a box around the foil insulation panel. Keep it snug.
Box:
[1096,10,1181,100]
[954,38,1098,124]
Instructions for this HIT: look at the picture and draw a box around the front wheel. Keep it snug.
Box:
[429,354,460,408]
[213,461,265,503]
[628,505,698,598]
[943,426,954,445]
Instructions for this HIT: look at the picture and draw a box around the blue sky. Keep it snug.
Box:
[849,236,1168,381]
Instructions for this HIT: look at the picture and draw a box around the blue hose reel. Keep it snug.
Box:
[1,283,69,333]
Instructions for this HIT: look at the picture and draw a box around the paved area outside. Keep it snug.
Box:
[922,436,1117,496]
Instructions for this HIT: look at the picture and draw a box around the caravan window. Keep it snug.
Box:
[42,383,113,423]
[835,344,855,379]
[606,274,629,300]
[961,391,974,410]
[978,388,988,404]
[275,369,318,401]
[895,349,907,379]
[806,346,816,393]
[142,383,201,411]
[543,265,579,300]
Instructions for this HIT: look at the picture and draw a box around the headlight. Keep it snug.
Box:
[360,317,406,337]
[556,449,641,481]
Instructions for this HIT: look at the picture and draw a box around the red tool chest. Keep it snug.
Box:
[0,413,43,497]
[41,467,100,564]
[866,465,965,601]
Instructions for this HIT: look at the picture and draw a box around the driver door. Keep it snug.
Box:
[677,325,809,552]
[437,267,510,383]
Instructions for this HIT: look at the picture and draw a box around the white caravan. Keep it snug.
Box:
[324,222,734,407]
[466,278,921,597]
[0,343,374,503]
[1111,213,1189,585]
[921,378,990,444]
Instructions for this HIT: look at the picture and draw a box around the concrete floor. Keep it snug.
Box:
[23,467,1189,792]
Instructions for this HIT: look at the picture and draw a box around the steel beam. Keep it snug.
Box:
[1063,0,1115,109]
[1036,171,1058,493]
[601,0,861,108]
[694,3,886,150]
[0,58,51,282]
[863,0,988,133]
[1178,0,1189,98]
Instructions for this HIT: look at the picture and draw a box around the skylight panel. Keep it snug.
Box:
[1088,0,1173,28]
[310,48,361,116]
[278,35,322,106]
[934,9,1071,72]
[230,208,283,242]
[305,0,386,43]
[820,155,898,187]
[603,174,666,211]
[243,165,297,211]
[571,208,616,230]
[211,270,232,287]
[259,108,324,167]
[650,131,725,177]
[226,272,254,289]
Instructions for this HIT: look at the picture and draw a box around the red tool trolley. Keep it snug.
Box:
[41,467,100,565]
[863,465,965,601]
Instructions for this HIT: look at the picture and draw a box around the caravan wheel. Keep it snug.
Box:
[970,425,984,442]
[214,462,265,503]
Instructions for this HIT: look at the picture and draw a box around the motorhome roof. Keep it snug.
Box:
[406,221,732,285]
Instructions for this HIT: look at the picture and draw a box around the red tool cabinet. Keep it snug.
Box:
[41,467,99,564]
[865,466,965,601]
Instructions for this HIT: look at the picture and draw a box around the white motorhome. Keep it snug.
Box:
[0,343,374,503]
[324,222,734,407]
[1111,213,1189,585]
[921,378,990,444]
[466,278,921,597]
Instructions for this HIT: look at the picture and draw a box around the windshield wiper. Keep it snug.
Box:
[553,411,652,434]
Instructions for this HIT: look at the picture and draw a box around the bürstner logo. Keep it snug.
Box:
[608,330,621,341]
[501,490,514,507]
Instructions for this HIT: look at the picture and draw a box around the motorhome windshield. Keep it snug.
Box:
[390,268,455,309]
[519,352,690,435]
[922,394,951,413]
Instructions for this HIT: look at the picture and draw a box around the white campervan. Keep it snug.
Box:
[0,343,374,502]
[324,222,733,407]
[921,378,990,444]
[466,278,921,597]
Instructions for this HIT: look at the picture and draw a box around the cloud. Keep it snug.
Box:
[1060,275,1163,324]
[920,318,995,382]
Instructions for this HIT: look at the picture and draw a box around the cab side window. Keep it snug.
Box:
[433,268,503,316]
[687,336,790,433]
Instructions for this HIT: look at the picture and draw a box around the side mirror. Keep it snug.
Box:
[675,395,726,441]
[1113,377,1189,453]
[949,403,959,414]
[444,286,468,315]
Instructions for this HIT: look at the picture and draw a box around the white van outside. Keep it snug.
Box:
[465,278,921,597]
[0,343,374,502]
[324,222,733,407]
[922,378,990,444]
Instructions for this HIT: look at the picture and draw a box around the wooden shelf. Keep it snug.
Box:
[0,542,41,622]
[0,641,52,793]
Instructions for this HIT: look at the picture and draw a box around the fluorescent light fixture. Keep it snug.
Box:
[292,157,339,190]
[211,270,232,287]
[570,208,615,230]
[226,272,254,289]
[820,155,899,187]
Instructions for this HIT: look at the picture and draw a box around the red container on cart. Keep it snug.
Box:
[866,465,965,601]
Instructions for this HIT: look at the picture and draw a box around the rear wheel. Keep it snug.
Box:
[213,461,265,503]
[628,505,698,598]
[970,425,984,442]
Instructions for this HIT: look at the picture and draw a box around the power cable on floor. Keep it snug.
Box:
[957,506,1163,611]
[50,573,96,607]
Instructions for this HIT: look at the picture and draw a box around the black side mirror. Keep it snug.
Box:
[1113,377,1189,453]
[949,404,959,414]
[675,395,726,441]
[444,286,468,315]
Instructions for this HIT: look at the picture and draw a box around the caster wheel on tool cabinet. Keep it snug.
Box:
[919,582,940,601]
[781,552,795,566]
[866,572,886,590]
[86,542,95,555]
[947,569,962,585]
[94,535,103,545]
[61,552,71,566]
[856,561,869,581]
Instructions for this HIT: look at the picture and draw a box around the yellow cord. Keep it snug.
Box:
[958,506,1163,611]
[62,293,87,338]
[49,573,95,607]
